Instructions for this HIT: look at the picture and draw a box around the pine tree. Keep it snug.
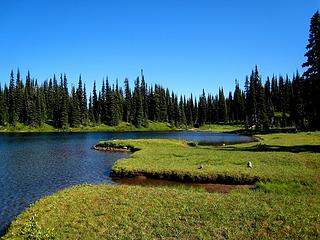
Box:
[52,75,60,127]
[264,77,274,126]
[59,74,69,128]
[15,69,24,122]
[218,88,227,123]
[92,81,98,123]
[132,77,143,127]
[256,77,269,130]
[82,84,88,124]
[123,78,131,123]
[1,85,9,125]
[0,84,7,125]
[198,89,207,125]
[77,75,86,125]
[70,86,81,127]
[292,72,305,128]
[140,70,148,124]
[179,95,187,126]
[302,11,320,129]
[8,70,17,125]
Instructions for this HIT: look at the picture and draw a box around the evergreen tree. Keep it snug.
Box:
[77,75,86,125]
[59,74,69,128]
[15,69,24,122]
[302,11,320,129]
[0,84,8,125]
[218,88,227,122]
[92,81,98,123]
[256,76,269,130]
[292,72,305,128]
[70,86,81,127]
[198,89,207,125]
[123,78,131,123]
[8,70,17,124]
[132,77,143,127]
[179,95,187,125]
[264,77,274,126]
[140,70,148,124]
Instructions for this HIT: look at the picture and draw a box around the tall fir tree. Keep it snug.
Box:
[302,10,320,129]
[132,77,143,127]
[8,70,17,125]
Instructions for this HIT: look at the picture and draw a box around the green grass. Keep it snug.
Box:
[3,184,320,239]
[0,121,246,133]
[197,123,244,132]
[0,121,178,133]
[0,123,56,132]
[3,132,320,239]
[109,132,320,187]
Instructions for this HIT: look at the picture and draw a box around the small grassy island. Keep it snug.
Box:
[3,132,320,239]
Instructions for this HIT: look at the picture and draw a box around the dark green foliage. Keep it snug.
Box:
[302,10,320,129]
[69,87,81,127]
[198,89,207,125]
[132,77,144,127]
[0,68,310,130]
[123,78,131,123]
[218,88,227,122]
[8,70,17,124]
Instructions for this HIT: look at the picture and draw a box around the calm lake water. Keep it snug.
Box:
[0,131,252,234]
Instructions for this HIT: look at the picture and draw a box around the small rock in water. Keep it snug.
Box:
[198,165,203,169]
[247,161,253,168]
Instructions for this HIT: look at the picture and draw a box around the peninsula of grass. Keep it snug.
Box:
[3,132,320,239]
[107,132,320,187]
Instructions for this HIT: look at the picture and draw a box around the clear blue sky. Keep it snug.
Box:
[0,0,319,97]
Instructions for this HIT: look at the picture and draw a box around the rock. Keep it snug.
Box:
[247,161,253,168]
[198,165,203,169]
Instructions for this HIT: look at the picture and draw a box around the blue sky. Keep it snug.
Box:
[0,0,319,97]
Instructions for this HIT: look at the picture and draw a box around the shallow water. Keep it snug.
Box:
[0,131,252,234]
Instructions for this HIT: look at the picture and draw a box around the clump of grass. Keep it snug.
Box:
[96,141,134,149]
[187,141,198,147]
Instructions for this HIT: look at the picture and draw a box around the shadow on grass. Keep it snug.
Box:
[225,144,320,153]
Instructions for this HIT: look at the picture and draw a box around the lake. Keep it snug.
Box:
[0,131,252,234]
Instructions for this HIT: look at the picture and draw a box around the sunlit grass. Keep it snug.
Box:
[3,184,320,239]
[109,132,320,187]
[3,132,320,239]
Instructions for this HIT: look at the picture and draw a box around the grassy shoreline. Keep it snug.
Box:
[3,184,320,239]
[104,132,320,188]
[2,132,320,239]
[0,122,244,133]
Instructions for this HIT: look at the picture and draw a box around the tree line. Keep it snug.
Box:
[0,11,319,130]
[0,67,312,130]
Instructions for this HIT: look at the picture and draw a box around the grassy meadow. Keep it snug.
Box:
[0,121,177,133]
[0,122,244,133]
[3,131,320,239]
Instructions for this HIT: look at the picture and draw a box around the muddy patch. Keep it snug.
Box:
[113,176,255,193]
